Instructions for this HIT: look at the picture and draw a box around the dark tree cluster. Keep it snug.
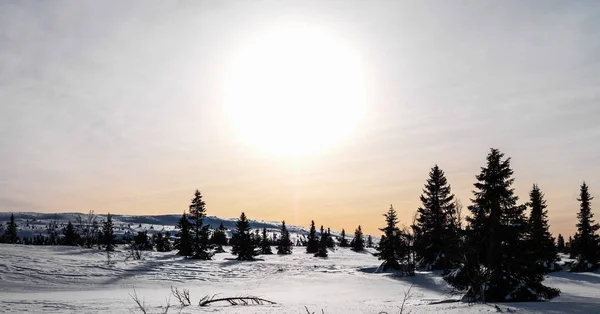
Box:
[175,190,213,260]
[0,213,19,244]
[443,149,559,302]
[526,184,559,270]
[570,183,600,272]
[210,223,228,248]
[153,231,172,252]
[188,190,212,260]
[339,229,349,247]
[370,148,594,302]
[13,211,135,248]
[315,225,329,257]
[304,220,336,257]
[306,220,319,254]
[277,221,293,255]
[376,205,413,275]
[231,212,258,260]
[412,165,461,271]
[102,213,115,252]
[350,225,365,252]
[260,227,273,255]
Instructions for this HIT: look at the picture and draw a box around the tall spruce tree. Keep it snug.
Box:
[527,184,558,270]
[377,205,403,270]
[3,213,19,244]
[571,182,599,272]
[444,148,559,302]
[63,221,77,246]
[352,225,365,251]
[412,165,460,270]
[231,212,257,260]
[556,234,565,254]
[176,213,193,256]
[277,221,293,254]
[102,213,115,252]
[260,227,273,254]
[339,229,349,247]
[188,190,212,260]
[315,225,328,257]
[306,220,318,253]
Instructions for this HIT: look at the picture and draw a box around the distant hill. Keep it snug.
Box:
[0,212,368,243]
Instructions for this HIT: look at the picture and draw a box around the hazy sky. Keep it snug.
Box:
[1,1,600,236]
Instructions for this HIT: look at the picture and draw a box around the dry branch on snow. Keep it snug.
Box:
[199,295,276,306]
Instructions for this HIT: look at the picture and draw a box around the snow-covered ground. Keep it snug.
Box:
[1,244,599,314]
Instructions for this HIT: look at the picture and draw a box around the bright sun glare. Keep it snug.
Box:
[223,24,367,157]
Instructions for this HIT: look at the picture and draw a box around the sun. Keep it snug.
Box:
[222,23,367,157]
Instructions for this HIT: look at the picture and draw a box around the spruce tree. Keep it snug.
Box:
[134,231,151,250]
[412,165,460,270]
[527,184,558,270]
[339,229,349,247]
[63,221,77,246]
[253,229,261,247]
[163,231,172,251]
[176,213,193,256]
[210,223,228,247]
[315,225,328,257]
[377,205,403,270]
[326,227,335,248]
[102,213,115,252]
[366,235,373,248]
[260,227,273,254]
[277,220,293,254]
[231,212,257,260]
[306,220,318,253]
[188,190,212,260]
[556,234,565,254]
[3,213,19,244]
[571,182,599,272]
[352,225,365,251]
[154,232,165,252]
[444,148,559,302]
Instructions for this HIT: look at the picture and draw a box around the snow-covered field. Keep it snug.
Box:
[1,244,599,314]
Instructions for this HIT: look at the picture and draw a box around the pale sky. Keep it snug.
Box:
[1,1,600,237]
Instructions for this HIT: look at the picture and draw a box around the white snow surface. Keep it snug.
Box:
[1,244,600,314]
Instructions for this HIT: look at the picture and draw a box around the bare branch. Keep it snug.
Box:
[160,295,171,314]
[170,286,191,307]
[454,198,464,229]
[399,284,413,314]
[129,287,148,314]
[199,296,276,307]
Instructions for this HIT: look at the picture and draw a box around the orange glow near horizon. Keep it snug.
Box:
[33,153,584,239]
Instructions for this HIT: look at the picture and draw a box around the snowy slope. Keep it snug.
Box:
[1,244,599,314]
